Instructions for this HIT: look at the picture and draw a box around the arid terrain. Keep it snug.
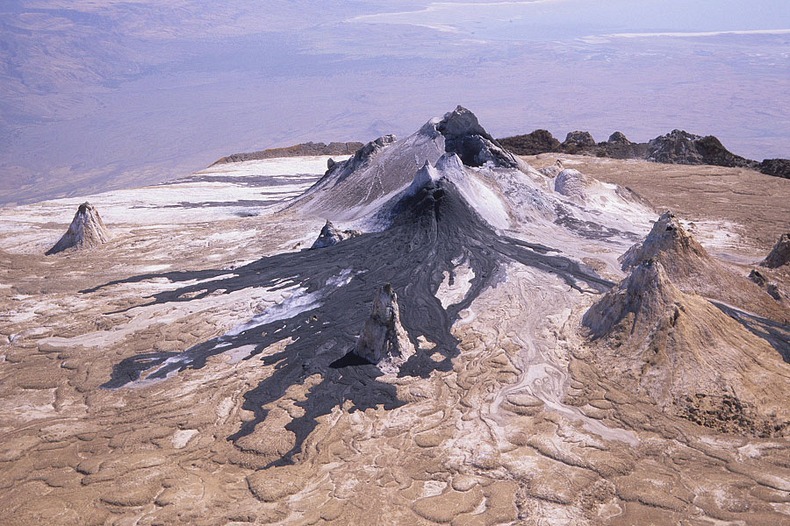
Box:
[0,108,788,525]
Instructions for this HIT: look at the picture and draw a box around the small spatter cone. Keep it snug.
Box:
[583,258,683,341]
[46,202,110,255]
[620,212,788,321]
[352,284,415,373]
[620,211,709,274]
[761,233,790,268]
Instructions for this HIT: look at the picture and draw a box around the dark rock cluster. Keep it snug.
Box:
[646,130,756,168]
[496,129,560,155]
[759,159,790,179]
[762,233,790,268]
[499,128,788,177]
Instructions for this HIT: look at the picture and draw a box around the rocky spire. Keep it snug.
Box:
[46,202,110,255]
[762,233,790,268]
[352,284,415,373]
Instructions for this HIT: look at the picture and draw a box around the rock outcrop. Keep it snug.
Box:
[762,233,790,268]
[499,128,788,176]
[499,129,648,159]
[310,220,360,249]
[599,131,649,159]
[352,284,415,373]
[759,158,790,179]
[560,131,596,153]
[646,130,756,168]
[498,129,560,155]
[437,106,519,168]
[46,202,110,255]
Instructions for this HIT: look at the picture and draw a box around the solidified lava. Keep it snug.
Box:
[95,176,610,465]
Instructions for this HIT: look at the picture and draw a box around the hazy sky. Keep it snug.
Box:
[1,0,788,204]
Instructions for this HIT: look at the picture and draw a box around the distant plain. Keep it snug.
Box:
[1,0,788,204]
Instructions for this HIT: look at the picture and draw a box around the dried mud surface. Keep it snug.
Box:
[1,158,789,525]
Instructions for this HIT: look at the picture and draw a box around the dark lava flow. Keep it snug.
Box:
[88,179,612,465]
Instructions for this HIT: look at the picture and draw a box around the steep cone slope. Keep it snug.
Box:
[584,259,790,436]
[621,211,788,321]
[46,202,110,255]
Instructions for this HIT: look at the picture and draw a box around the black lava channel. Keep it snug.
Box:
[91,179,613,466]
